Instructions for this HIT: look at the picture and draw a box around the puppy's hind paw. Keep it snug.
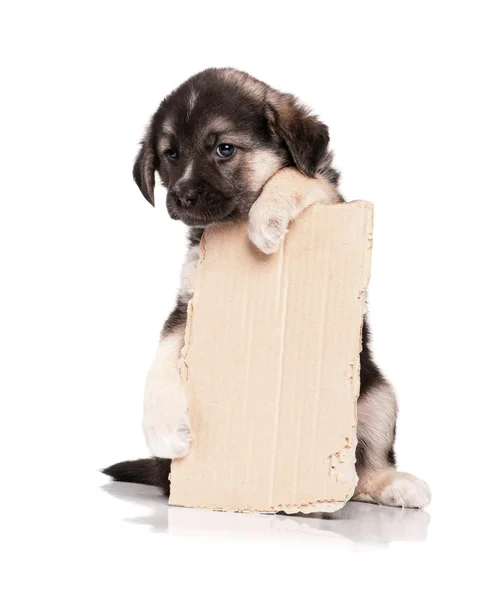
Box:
[378,472,432,509]
[143,418,192,459]
[248,206,289,255]
[354,470,431,509]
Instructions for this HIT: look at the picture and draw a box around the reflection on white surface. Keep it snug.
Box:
[101,481,430,548]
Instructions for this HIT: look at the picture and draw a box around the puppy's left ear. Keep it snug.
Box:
[133,123,158,206]
[266,93,329,177]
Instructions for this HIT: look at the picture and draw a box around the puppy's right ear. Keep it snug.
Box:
[133,124,157,206]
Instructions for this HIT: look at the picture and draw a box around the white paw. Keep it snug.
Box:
[378,472,431,509]
[248,206,289,254]
[143,416,192,459]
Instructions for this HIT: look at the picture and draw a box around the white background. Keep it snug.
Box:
[1,1,501,598]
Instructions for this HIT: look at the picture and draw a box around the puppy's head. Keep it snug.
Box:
[133,68,331,226]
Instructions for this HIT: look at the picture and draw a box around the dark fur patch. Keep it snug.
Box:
[359,317,385,397]
[162,297,188,337]
[265,97,329,177]
[188,227,204,246]
[103,458,171,496]
[387,445,397,467]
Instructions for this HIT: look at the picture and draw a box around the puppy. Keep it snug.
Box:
[104,68,431,509]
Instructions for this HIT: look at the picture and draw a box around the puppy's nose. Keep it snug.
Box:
[175,188,199,209]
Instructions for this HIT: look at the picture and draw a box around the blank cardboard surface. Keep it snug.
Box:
[170,202,374,513]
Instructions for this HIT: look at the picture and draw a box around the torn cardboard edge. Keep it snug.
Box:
[171,201,374,514]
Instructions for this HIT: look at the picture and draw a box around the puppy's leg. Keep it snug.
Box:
[142,238,201,459]
[142,306,191,459]
[248,167,341,254]
[354,377,431,509]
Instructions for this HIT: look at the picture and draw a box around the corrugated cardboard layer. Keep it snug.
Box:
[170,202,374,514]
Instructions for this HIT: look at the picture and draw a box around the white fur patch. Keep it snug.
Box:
[353,470,431,509]
[247,150,284,194]
[143,330,192,458]
[161,120,174,136]
[187,89,198,118]
[179,243,200,302]
[178,161,193,185]
[248,203,289,255]
[357,382,398,471]
[378,472,432,509]
[248,167,340,254]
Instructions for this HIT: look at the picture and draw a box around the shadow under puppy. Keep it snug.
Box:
[104,68,431,509]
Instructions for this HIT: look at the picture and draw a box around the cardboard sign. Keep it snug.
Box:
[170,202,374,513]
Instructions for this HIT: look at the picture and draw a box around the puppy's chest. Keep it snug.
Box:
[179,244,201,300]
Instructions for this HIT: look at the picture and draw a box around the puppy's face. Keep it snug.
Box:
[133,68,331,226]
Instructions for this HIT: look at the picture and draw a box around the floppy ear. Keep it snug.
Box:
[266,93,329,177]
[133,124,158,206]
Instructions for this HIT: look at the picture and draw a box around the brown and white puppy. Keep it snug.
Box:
[104,68,431,509]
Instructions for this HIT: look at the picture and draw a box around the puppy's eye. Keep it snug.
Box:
[165,149,179,160]
[216,143,235,158]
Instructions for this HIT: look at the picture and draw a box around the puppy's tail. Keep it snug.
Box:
[102,458,172,496]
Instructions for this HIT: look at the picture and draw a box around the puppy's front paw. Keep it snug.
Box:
[248,205,289,255]
[143,416,192,459]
